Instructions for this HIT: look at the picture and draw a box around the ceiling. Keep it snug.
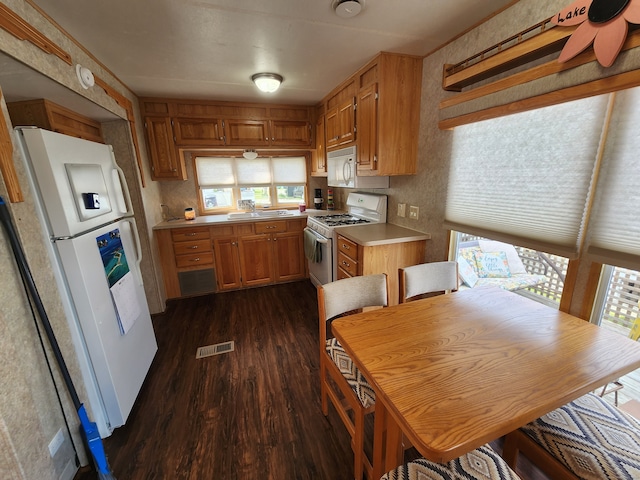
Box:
[17,0,515,106]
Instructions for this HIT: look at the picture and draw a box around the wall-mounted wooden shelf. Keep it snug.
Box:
[442,18,576,92]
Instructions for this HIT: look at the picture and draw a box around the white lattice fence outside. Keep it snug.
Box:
[601,267,640,334]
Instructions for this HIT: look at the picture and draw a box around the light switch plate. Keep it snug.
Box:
[397,203,406,217]
[409,206,419,220]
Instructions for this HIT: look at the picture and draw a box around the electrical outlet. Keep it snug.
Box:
[48,428,64,457]
[397,203,406,217]
[409,206,419,220]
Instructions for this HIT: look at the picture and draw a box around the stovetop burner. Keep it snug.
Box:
[312,214,371,227]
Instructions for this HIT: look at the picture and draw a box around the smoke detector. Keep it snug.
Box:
[333,0,364,18]
[75,64,95,89]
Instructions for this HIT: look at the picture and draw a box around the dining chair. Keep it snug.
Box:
[317,273,389,480]
[398,261,458,304]
[598,314,640,406]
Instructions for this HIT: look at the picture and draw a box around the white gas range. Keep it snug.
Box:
[305,192,388,286]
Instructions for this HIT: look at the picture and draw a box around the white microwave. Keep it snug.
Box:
[326,146,389,189]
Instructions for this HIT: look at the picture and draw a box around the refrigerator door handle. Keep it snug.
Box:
[123,219,144,286]
[111,167,132,216]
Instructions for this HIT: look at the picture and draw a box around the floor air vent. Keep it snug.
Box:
[196,341,234,359]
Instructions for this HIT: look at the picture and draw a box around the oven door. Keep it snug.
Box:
[304,227,332,286]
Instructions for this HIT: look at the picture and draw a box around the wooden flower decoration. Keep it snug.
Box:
[552,0,640,67]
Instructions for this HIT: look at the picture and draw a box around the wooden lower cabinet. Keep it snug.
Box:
[212,236,242,290]
[273,230,306,282]
[238,218,306,287]
[238,234,274,286]
[337,234,426,306]
[156,219,307,299]
[156,226,216,299]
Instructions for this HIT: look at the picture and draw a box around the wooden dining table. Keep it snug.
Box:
[331,286,640,479]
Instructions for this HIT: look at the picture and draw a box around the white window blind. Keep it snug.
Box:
[236,158,271,185]
[587,87,640,270]
[444,94,610,258]
[273,156,306,183]
[195,157,234,186]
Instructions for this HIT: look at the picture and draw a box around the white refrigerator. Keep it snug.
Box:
[16,127,157,438]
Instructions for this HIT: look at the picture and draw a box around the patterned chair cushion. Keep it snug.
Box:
[380,444,521,480]
[326,338,375,408]
[521,392,640,479]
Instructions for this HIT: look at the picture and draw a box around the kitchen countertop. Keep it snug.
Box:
[336,223,431,246]
[152,209,326,230]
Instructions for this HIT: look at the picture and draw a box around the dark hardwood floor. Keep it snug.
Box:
[75,280,549,480]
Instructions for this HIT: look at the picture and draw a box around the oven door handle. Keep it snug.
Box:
[304,227,329,244]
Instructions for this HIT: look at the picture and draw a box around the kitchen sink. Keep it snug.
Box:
[227,210,293,219]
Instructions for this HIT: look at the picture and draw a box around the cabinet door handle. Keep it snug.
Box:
[186,233,197,236]
[191,257,201,262]
[342,243,350,249]
[342,260,350,267]
[189,245,199,249]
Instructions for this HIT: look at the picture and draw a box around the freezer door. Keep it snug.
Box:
[55,218,157,431]
[16,127,132,238]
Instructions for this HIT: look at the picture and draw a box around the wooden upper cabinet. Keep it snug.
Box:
[269,120,311,146]
[225,119,270,146]
[311,114,327,176]
[317,52,422,176]
[140,99,312,181]
[326,97,355,149]
[143,116,186,180]
[356,83,378,174]
[367,53,422,176]
[7,99,103,143]
[173,117,225,146]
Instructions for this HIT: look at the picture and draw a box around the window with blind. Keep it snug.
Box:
[445,94,611,259]
[194,155,307,212]
[586,88,640,271]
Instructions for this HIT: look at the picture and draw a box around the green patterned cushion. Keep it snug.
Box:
[381,444,521,479]
[521,393,640,479]
[326,338,375,408]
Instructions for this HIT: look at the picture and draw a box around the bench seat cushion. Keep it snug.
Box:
[521,393,640,479]
[474,275,547,291]
[458,246,547,291]
[380,444,521,480]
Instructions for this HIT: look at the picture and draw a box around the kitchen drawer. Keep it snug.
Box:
[337,267,352,280]
[172,228,210,242]
[337,235,358,259]
[173,239,212,256]
[175,252,214,268]
[255,220,287,234]
[337,251,358,277]
[210,224,236,237]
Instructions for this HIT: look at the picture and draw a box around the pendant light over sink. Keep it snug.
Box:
[251,73,283,93]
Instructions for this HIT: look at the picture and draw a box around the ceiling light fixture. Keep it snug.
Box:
[242,149,258,160]
[334,0,363,18]
[251,73,283,93]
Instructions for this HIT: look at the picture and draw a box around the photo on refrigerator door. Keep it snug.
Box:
[97,229,130,286]
[96,229,141,335]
